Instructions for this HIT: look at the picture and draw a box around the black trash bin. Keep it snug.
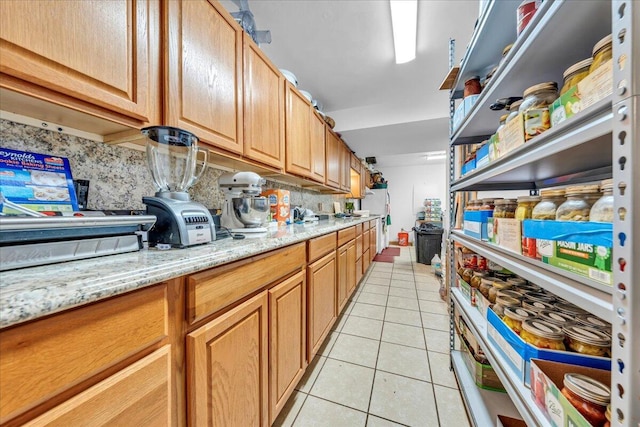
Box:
[413,224,444,265]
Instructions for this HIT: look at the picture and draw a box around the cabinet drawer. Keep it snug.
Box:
[187,243,305,324]
[0,284,168,423]
[362,221,370,232]
[355,223,362,235]
[337,226,356,248]
[24,346,172,427]
[307,232,336,263]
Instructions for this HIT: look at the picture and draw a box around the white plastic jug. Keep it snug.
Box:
[431,254,441,273]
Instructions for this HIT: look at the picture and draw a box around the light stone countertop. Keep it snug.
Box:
[0,217,379,329]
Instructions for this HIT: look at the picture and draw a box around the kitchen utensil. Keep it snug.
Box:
[0,192,46,217]
[219,171,269,234]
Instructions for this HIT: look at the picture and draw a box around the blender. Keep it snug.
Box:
[142,126,215,247]
[219,171,270,234]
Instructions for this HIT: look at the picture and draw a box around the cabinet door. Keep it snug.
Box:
[187,292,268,427]
[324,129,341,189]
[370,227,377,261]
[346,241,357,298]
[340,142,351,192]
[356,256,363,285]
[285,85,313,177]
[166,0,243,154]
[337,245,348,314]
[24,346,172,427]
[0,0,160,124]
[307,252,337,360]
[363,249,371,273]
[310,111,326,183]
[362,227,370,257]
[360,163,367,200]
[269,271,306,424]
[244,35,285,169]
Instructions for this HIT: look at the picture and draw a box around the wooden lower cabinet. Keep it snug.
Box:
[363,248,371,274]
[346,241,357,298]
[187,292,269,427]
[269,271,306,424]
[307,251,337,360]
[24,346,172,427]
[337,244,348,313]
[369,227,377,262]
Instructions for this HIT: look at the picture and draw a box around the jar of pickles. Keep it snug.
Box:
[520,319,566,350]
[503,307,537,335]
[519,82,558,141]
[561,58,594,95]
[589,34,613,74]
[561,374,610,427]
[563,324,611,357]
[556,185,600,221]
[516,196,541,220]
[506,99,523,123]
[493,295,521,317]
[488,280,512,303]
[576,314,612,330]
[494,199,517,218]
[590,179,614,223]
[470,271,488,289]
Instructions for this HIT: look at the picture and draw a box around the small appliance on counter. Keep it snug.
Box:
[141,126,215,248]
[219,171,269,234]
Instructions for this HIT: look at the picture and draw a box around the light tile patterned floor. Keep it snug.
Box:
[274,246,471,427]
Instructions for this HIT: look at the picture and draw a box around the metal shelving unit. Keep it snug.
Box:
[447,1,639,426]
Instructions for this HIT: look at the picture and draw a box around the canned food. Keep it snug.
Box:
[561,373,610,426]
[517,0,540,36]
[493,295,521,317]
[521,319,566,350]
[519,82,558,141]
[503,307,538,335]
[563,324,611,357]
[561,58,593,95]
[494,199,517,218]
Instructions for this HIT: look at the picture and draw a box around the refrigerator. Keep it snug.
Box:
[361,188,390,254]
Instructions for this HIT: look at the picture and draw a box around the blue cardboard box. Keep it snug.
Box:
[475,142,490,168]
[463,210,493,241]
[486,309,610,386]
[461,158,476,176]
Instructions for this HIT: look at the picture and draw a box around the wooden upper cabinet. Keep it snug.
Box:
[310,111,326,182]
[340,142,351,192]
[325,129,341,189]
[165,0,243,154]
[0,0,160,126]
[285,84,313,178]
[243,34,285,170]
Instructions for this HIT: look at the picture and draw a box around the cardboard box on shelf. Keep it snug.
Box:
[461,158,476,176]
[488,133,500,162]
[497,113,525,157]
[460,334,505,392]
[496,416,528,427]
[475,142,490,168]
[464,210,493,241]
[530,359,610,427]
[486,309,611,386]
[489,218,522,254]
[261,189,291,225]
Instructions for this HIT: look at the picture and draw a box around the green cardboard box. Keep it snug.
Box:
[547,241,612,285]
[461,335,505,392]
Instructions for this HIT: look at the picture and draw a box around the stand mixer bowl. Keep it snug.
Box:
[232,197,269,227]
[143,126,208,198]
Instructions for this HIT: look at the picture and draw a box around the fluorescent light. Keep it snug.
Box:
[426,154,447,160]
[389,0,418,64]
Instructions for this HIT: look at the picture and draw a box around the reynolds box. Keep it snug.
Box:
[0,148,78,213]
[262,189,291,225]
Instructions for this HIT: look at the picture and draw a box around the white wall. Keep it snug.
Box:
[379,160,447,243]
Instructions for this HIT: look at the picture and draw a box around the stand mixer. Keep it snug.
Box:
[142,126,215,248]
[219,171,269,234]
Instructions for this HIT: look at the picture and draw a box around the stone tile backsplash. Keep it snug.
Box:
[0,119,342,211]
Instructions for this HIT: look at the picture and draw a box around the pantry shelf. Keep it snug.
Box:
[451,97,613,192]
[451,0,611,145]
[451,230,613,320]
[451,288,552,427]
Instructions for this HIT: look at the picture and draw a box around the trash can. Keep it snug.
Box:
[413,224,444,265]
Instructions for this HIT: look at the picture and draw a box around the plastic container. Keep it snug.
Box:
[517,0,540,36]
[398,230,409,246]
[561,373,610,427]
[413,225,444,265]
[519,82,558,141]
[556,185,600,221]
[561,57,593,94]
[493,199,517,218]
[590,179,614,222]
[589,34,613,74]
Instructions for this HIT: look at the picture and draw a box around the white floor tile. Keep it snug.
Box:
[376,341,431,382]
[417,290,442,302]
[389,280,415,289]
[434,385,471,427]
[295,355,327,393]
[350,302,386,321]
[391,273,414,282]
[381,322,426,349]
[366,415,405,427]
[388,287,417,299]
[318,331,340,356]
[419,300,449,316]
[386,295,420,311]
[421,312,450,331]
[329,334,380,368]
[293,395,367,427]
[342,316,384,340]
[273,390,307,427]
[362,284,390,295]
[357,292,389,306]
[384,307,422,327]
[310,358,375,411]
[428,351,458,389]
[424,329,451,354]
[366,276,392,286]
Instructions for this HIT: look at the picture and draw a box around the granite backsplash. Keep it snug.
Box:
[0,119,343,212]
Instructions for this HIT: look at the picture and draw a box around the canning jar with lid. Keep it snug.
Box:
[533,189,566,220]
[555,302,589,316]
[538,310,575,327]
[520,319,566,350]
[590,179,614,223]
[576,314,612,330]
[522,299,554,313]
[488,280,512,303]
[503,307,537,335]
[604,404,611,427]
[479,278,495,300]
[563,324,611,357]
[464,77,482,98]
[494,199,517,218]
[466,199,482,211]
[561,373,610,426]
[461,268,474,284]
[480,198,498,211]
[506,277,527,287]
[525,291,556,304]
[493,295,521,317]
[496,114,509,134]
[497,289,524,301]
[561,58,594,95]
[470,270,487,289]
[516,196,541,220]
[589,34,613,74]
[519,82,558,141]
[556,185,600,221]
[506,99,524,123]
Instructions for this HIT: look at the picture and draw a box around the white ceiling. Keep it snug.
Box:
[221,0,479,168]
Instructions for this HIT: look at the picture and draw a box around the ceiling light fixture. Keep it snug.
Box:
[426,154,447,160]
[389,0,418,64]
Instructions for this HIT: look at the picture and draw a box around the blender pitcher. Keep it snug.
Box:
[142,126,208,200]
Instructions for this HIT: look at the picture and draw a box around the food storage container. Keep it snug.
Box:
[480,198,498,211]
[537,310,575,327]
[590,179,614,222]
[470,270,488,289]
[522,299,555,313]
[517,0,540,36]
[605,404,611,427]
[506,99,524,122]
[520,319,566,350]
[519,82,558,141]
[503,307,537,334]
[488,279,512,303]
[493,199,517,218]
[532,189,566,220]
[555,302,589,316]
[556,185,600,221]
[516,196,541,220]
[466,199,482,211]
[524,291,556,304]
[506,277,527,287]
[479,277,495,300]
[576,313,612,330]
[496,114,509,133]
[461,268,474,284]
[497,289,525,300]
[560,58,594,94]
[464,77,482,98]
[563,324,611,357]
[589,34,613,74]
[493,295,521,317]
[561,373,610,426]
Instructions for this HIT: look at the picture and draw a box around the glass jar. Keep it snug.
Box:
[494,199,517,218]
[488,280,512,304]
[506,99,524,123]
[520,319,566,350]
[461,268,474,284]
[479,277,495,300]
[493,271,514,281]
[480,198,498,211]
[464,77,482,98]
[519,82,558,141]
[538,310,575,327]
[576,314,612,331]
[496,114,509,133]
[518,283,542,293]
[556,185,600,221]
[525,291,556,304]
[532,189,566,220]
[503,307,538,335]
[522,299,555,313]
[470,271,487,289]
[466,199,482,211]
[497,289,524,301]
[561,373,610,427]
[589,34,613,74]
[604,404,611,427]
[563,324,612,357]
[555,302,589,316]
[561,58,594,95]
[493,295,521,317]
[506,277,527,287]
[516,196,541,220]
[590,179,614,223]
